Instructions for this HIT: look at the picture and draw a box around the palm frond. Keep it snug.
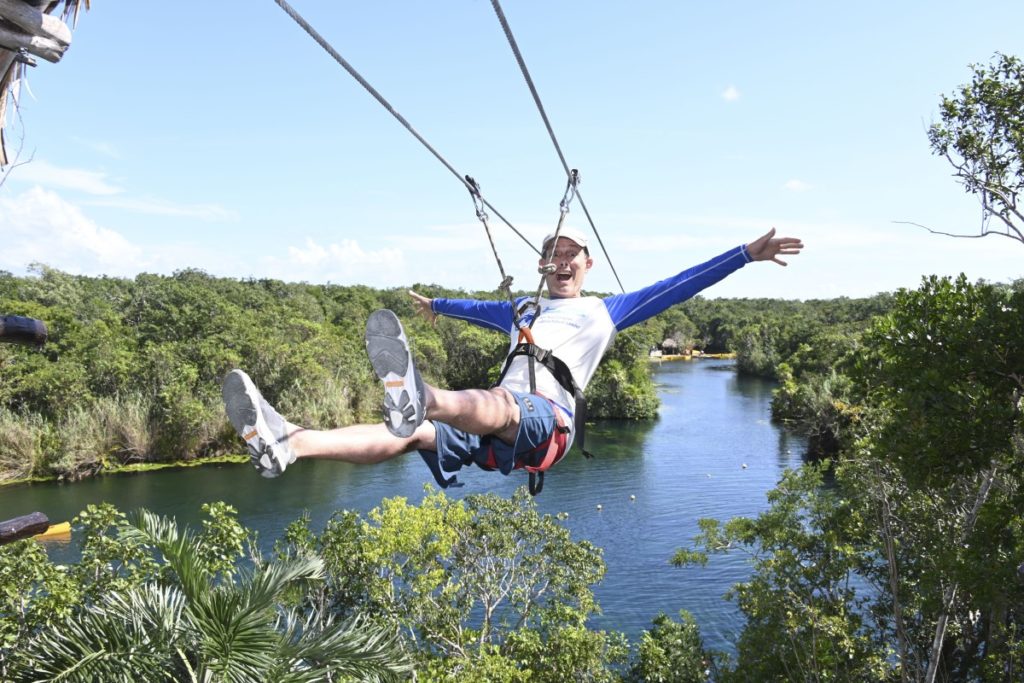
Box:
[273,611,413,683]
[124,508,210,599]
[21,584,183,682]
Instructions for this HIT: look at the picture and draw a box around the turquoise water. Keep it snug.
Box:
[0,359,805,652]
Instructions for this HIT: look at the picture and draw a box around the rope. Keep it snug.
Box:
[489,0,626,293]
[273,0,541,257]
[466,175,517,306]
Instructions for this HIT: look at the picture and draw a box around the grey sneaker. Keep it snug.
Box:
[365,309,425,438]
[222,369,296,478]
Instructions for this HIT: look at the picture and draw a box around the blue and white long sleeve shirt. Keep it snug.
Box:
[431,244,752,446]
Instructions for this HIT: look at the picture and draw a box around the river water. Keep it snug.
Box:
[0,359,804,653]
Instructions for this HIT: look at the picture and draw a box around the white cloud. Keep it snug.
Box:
[288,237,400,267]
[784,179,811,192]
[7,160,235,221]
[391,221,550,255]
[0,187,147,275]
[71,137,122,159]
[6,160,123,195]
[271,237,408,284]
[721,85,741,101]
[84,196,238,222]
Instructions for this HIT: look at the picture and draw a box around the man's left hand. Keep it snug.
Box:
[746,228,803,266]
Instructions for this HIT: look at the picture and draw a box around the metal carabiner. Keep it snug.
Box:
[465,175,489,222]
[558,169,580,214]
[15,48,37,67]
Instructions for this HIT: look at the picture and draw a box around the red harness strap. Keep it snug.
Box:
[523,403,569,475]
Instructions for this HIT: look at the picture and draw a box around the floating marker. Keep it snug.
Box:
[629,494,636,501]
[741,463,748,469]
[596,504,602,511]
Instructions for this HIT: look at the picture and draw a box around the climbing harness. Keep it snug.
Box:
[492,343,593,495]
[474,392,570,496]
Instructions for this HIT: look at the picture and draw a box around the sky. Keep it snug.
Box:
[1,0,1022,300]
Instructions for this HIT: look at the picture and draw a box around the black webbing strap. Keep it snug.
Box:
[530,471,543,496]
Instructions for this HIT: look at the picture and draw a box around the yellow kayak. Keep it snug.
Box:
[34,521,71,539]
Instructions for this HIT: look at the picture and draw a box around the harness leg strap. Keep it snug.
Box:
[529,471,544,496]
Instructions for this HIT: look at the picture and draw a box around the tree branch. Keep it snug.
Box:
[924,464,999,683]
[893,220,1024,245]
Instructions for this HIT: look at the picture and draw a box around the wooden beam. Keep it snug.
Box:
[0,0,71,48]
[0,23,65,63]
[0,48,16,167]
[0,512,50,545]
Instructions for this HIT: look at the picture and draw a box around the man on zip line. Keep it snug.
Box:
[222,227,802,491]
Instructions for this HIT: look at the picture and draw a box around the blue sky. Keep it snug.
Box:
[1,1,1022,299]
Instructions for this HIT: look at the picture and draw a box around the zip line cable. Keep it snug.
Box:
[489,0,626,293]
[273,0,541,257]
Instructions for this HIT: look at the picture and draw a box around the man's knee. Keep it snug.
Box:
[491,388,521,441]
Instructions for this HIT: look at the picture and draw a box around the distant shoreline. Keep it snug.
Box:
[649,352,736,362]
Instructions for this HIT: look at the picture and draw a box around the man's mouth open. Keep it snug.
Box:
[556,273,572,282]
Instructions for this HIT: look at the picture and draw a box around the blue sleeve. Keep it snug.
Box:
[603,245,752,330]
[431,298,516,334]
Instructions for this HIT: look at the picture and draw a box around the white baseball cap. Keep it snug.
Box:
[541,226,589,252]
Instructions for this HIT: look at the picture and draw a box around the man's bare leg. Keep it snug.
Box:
[226,310,523,476]
[424,385,520,444]
[288,384,519,462]
[290,420,436,464]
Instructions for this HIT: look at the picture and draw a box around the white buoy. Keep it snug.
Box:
[741,463,748,469]
[630,494,636,501]
[596,504,603,511]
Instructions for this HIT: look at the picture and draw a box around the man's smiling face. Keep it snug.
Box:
[541,237,593,299]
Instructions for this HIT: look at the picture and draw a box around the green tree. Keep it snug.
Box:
[848,276,1024,680]
[279,487,628,680]
[928,52,1024,244]
[0,539,81,679]
[586,326,660,419]
[625,611,710,683]
[676,277,1024,681]
[676,464,890,682]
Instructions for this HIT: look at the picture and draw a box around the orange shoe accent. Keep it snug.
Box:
[384,380,405,388]
[243,429,258,441]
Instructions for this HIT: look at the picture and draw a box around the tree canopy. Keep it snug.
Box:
[928,52,1024,244]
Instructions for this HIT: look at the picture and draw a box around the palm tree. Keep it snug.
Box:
[17,509,411,682]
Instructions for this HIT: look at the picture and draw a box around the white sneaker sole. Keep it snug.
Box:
[365,310,424,438]
[222,369,292,478]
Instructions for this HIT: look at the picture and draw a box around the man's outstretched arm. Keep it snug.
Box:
[604,228,803,330]
[408,290,515,334]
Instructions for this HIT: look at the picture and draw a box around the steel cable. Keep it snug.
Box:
[489,0,626,292]
[273,0,541,257]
